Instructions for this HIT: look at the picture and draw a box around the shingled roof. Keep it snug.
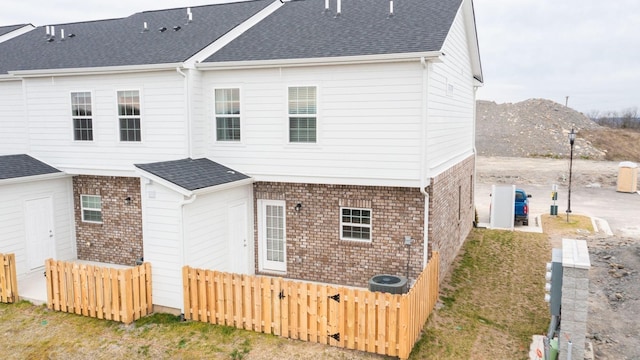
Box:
[0,24,29,37]
[135,158,250,192]
[0,154,62,180]
[0,0,271,75]
[205,0,462,63]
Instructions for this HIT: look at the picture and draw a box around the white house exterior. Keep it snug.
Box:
[0,0,482,312]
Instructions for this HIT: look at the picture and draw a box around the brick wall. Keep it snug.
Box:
[253,183,426,288]
[428,154,475,281]
[73,176,143,266]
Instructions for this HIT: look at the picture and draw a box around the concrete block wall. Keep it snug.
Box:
[73,175,143,266]
[559,238,591,360]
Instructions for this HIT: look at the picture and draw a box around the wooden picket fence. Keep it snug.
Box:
[0,253,19,303]
[183,252,440,359]
[45,259,152,324]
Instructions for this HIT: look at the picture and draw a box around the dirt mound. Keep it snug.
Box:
[476,99,606,160]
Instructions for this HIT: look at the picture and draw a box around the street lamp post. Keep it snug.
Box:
[566,128,576,222]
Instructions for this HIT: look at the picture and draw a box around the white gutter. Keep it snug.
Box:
[175,67,193,158]
[197,51,444,70]
[420,56,431,267]
[8,62,184,78]
[0,171,69,186]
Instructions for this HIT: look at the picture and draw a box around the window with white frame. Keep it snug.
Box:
[288,86,316,143]
[340,207,372,241]
[71,92,93,141]
[215,88,240,141]
[81,195,102,223]
[117,90,141,142]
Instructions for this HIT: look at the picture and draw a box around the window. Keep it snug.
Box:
[71,92,93,141]
[118,90,141,142]
[81,195,102,223]
[215,88,240,141]
[288,86,316,143]
[341,207,372,241]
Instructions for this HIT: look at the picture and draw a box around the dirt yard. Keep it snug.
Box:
[477,156,640,360]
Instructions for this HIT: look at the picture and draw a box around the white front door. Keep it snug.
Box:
[258,200,286,273]
[228,201,250,274]
[25,197,55,270]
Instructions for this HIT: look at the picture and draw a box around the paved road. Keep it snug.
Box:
[475,182,640,238]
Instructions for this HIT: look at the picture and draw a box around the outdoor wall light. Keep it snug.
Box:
[125,196,132,205]
[295,203,302,212]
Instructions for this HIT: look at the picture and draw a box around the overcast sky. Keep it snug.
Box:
[2,0,639,115]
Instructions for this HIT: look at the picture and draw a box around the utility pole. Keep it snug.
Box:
[565,96,569,107]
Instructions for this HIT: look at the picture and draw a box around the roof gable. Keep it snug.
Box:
[206,0,462,63]
[0,154,61,180]
[0,24,30,37]
[0,0,272,75]
[135,158,250,192]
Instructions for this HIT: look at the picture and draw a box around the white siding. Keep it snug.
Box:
[22,71,189,172]
[190,69,207,158]
[0,177,75,276]
[183,185,253,271]
[140,179,184,310]
[202,62,424,186]
[426,6,476,177]
[0,80,28,155]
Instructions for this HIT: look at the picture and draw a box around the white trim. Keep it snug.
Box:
[134,167,254,197]
[0,171,69,186]
[8,62,184,78]
[257,199,287,273]
[339,206,372,242]
[0,25,34,43]
[197,51,445,71]
[250,173,420,188]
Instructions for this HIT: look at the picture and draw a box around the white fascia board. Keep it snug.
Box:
[0,24,35,43]
[8,62,183,78]
[250,173,420,188]
[462,0,483,83]
[184,0,284,68]
[0,75,20,82]
[196,51,445,70]
[0,171,70,186]
[60,166,138,178]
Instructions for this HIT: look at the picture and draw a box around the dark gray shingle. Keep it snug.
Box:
[135,158,250,191]
[0,0,271,74]
[0,24,29,37]
[206,0,462,62]
[0,154,61,180]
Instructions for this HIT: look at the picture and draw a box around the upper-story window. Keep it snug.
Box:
[215,88,240,141]
[288,86,317,143]
[71,92,93,141]
[117,90,141,142]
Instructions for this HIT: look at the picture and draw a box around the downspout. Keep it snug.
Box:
[420,56,430,267]
[178,193,196,315]
[472,86,478,225]
[176,67,192,158]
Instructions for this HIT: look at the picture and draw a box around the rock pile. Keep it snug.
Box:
[476,99,606,160]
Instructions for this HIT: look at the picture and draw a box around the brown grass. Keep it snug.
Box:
[581,128,640,162]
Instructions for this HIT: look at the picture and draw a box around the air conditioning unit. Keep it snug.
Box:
[368,274,408,294]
